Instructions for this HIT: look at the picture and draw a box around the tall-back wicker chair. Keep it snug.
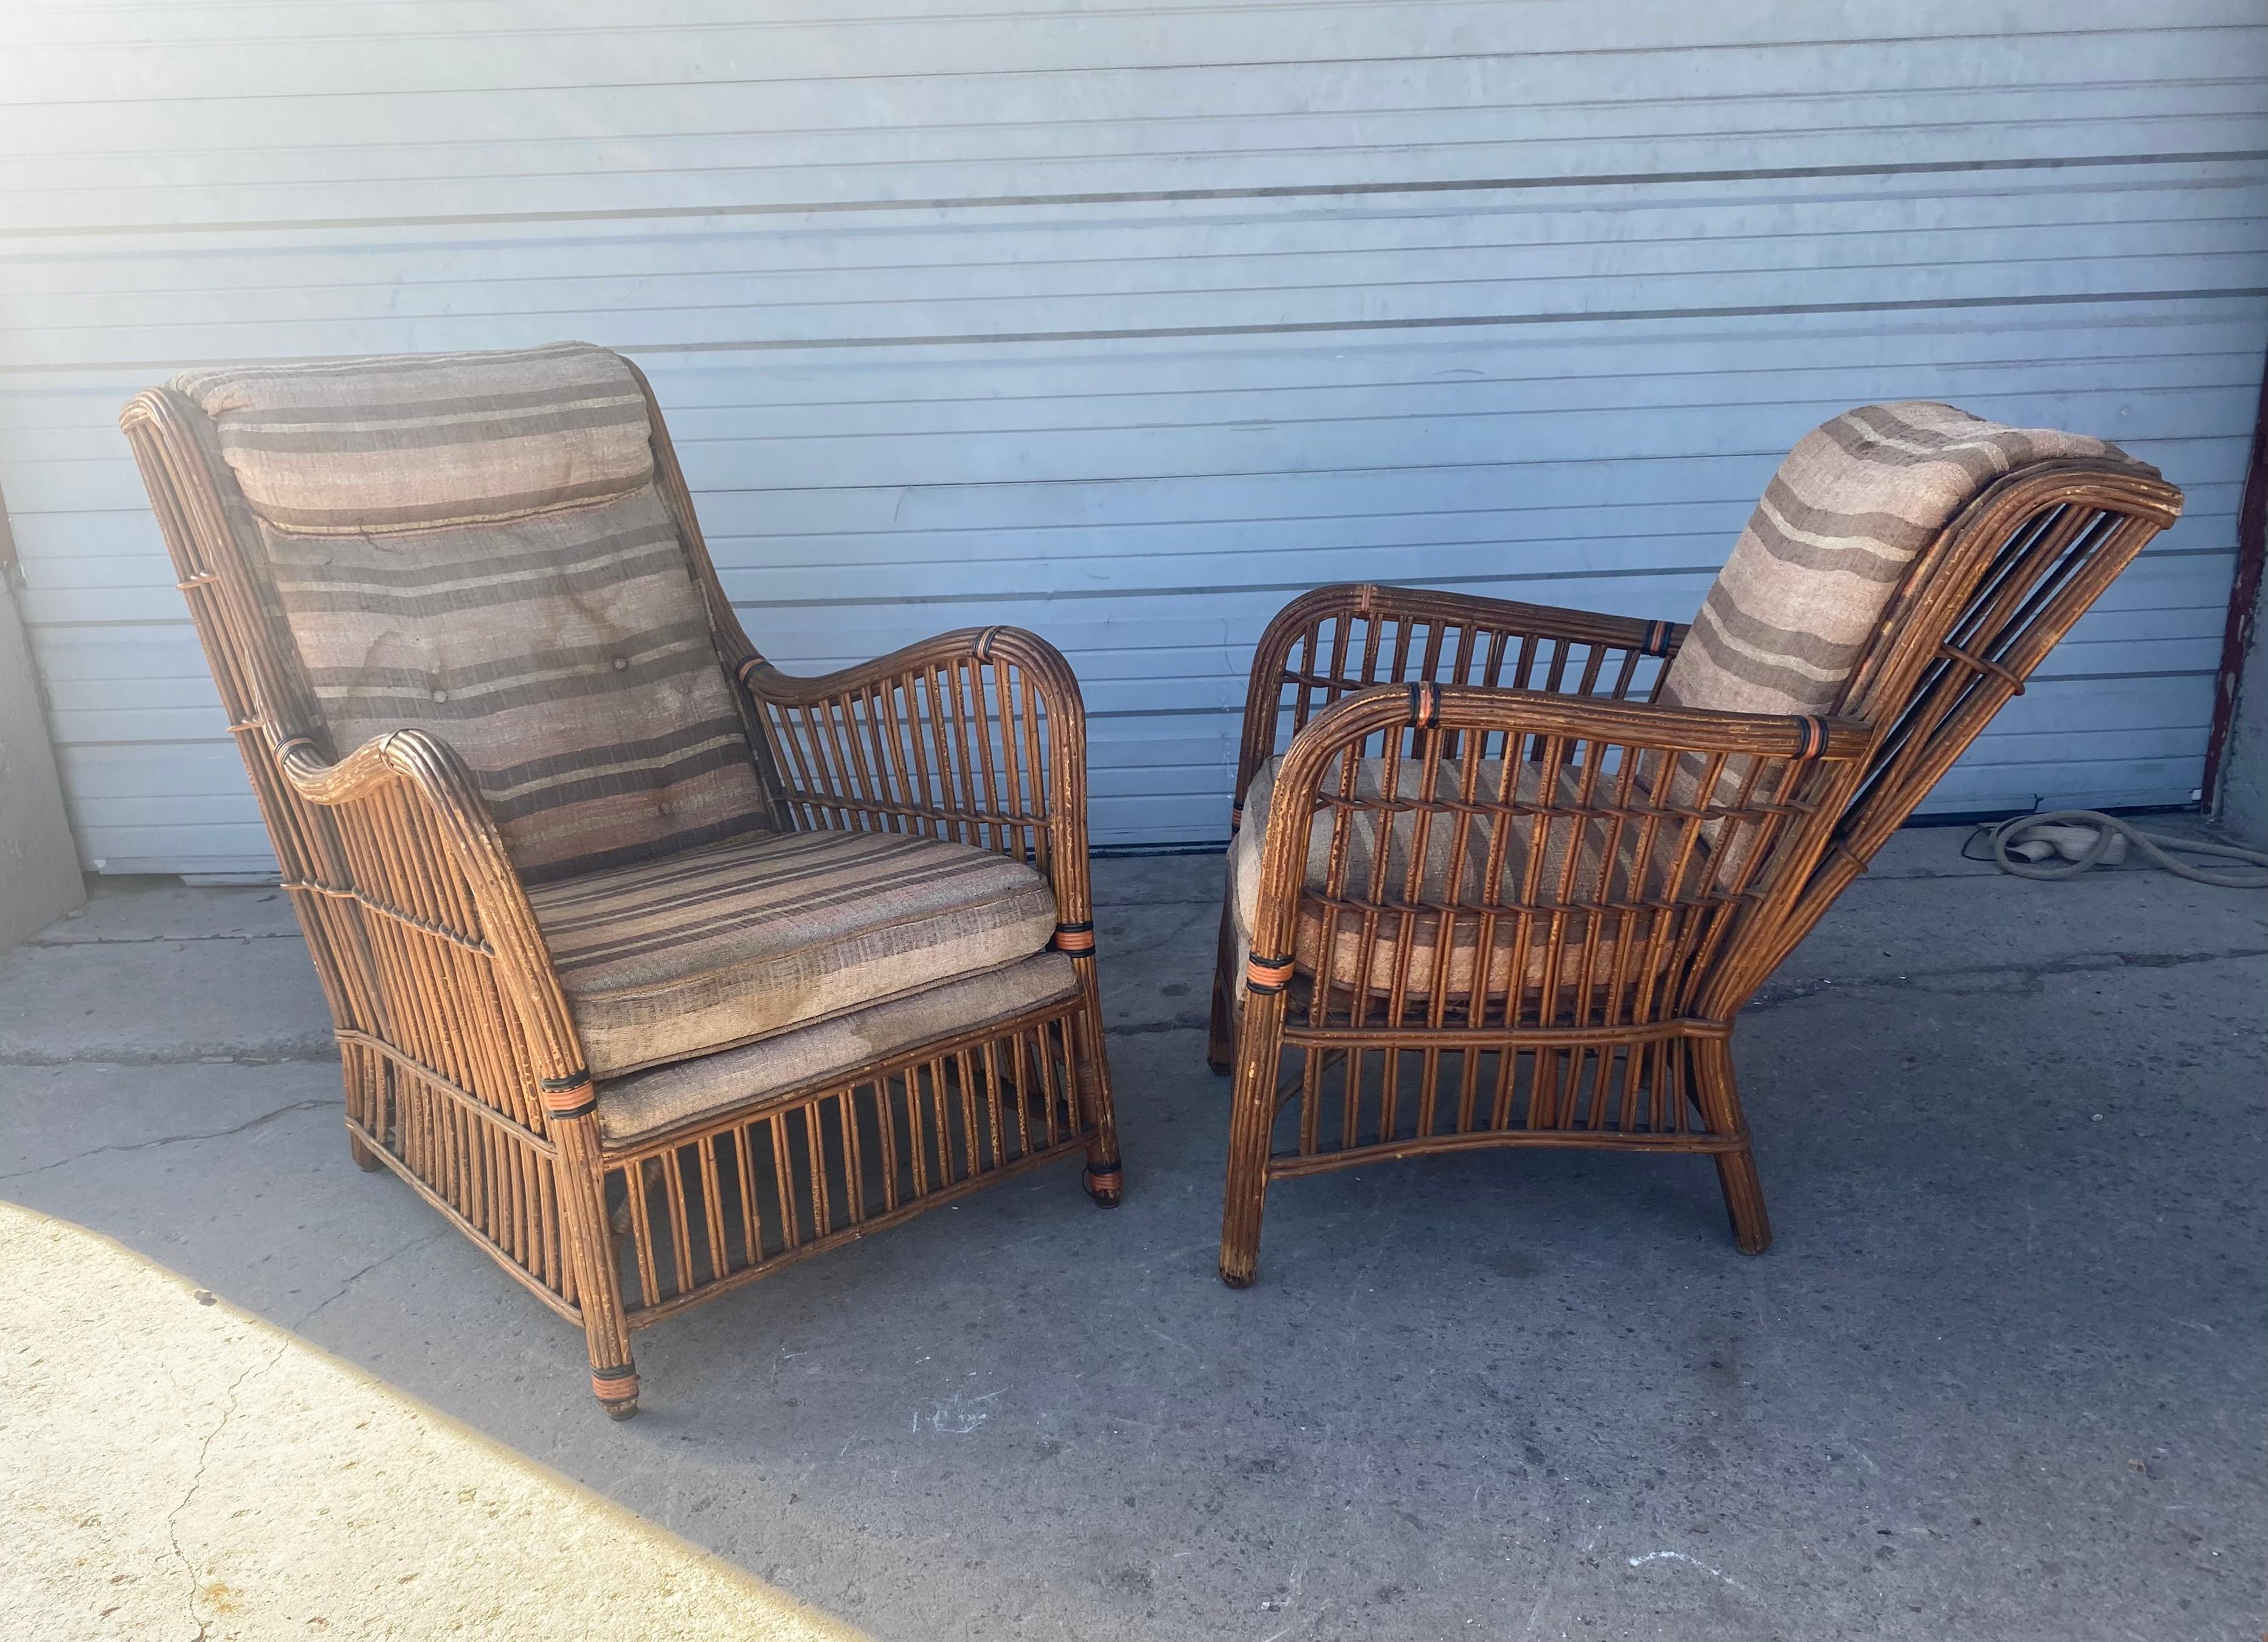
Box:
[1209,403,2181,1287]
[121,342,1122,1416]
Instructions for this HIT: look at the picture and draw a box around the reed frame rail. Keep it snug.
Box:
[1211,462,2181,1286]
[121,364,1122,1417]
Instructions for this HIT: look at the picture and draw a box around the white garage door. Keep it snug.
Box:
[2,2,2263,873]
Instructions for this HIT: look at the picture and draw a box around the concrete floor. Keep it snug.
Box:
[2,830,2263,1641]
[1,1202,858,1642]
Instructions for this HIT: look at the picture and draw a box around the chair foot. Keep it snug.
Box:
[592,1364,638,1419]
[1083,1160,1124,1208]
[1218,1263,1254,1290]
[1715,1149,1773,1256]
[1205,1050,1231,1076]
[347,1132,385,1173]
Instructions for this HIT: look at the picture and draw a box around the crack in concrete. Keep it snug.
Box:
[153,1232,441,1633]
[1098,902,1218,961]
[1748,945,2268,1011]
[293,1230,449,1328]
[1106,1015,1212,1038]
[0,1099,339,1180]
[0,1046,337,1069]
[165,1337,291,1642]
[24,932,302,947]
[150,1233,443,1636]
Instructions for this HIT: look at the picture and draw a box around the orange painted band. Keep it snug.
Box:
[539,1072,595,1118]
[1245,954,1296,994]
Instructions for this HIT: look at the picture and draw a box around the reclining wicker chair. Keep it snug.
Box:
[1209,403,2181,1287]
[121,342,1123,1416]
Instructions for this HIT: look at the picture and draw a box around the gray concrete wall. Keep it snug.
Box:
[2219,571,2268,845]
[0,505,85,948]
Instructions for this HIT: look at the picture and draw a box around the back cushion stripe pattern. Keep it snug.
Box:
[176,342,770,883]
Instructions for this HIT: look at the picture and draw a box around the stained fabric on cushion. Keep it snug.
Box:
[1660,401,2140,720]
[1228,754,1711,1003]
[528,829,1059,1079]
[1649,401,2143,865]
[260,485,769,882]
[174,342,654,535]
[170,342,772,883]
[595,952,1080,1145]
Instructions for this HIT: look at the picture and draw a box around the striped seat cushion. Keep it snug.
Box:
[174,344,773,882]
[1661,401,2134,719]
[527,829,1059,1079]
[595,953,1080,1145]
[1228,755,1709,1003]
[175,342,655,533]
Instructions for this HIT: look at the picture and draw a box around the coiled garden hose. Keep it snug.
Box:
[1969,809,2268,888]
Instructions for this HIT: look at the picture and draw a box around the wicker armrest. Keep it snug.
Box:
[278,727,511,875]
[735,626,1095,921]
[273,727,583,1078]
[1265,583,1686,668]
[1239,680,1868,971]
[1234,583,1690,819]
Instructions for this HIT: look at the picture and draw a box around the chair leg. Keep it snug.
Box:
[1080,1074,1124,1211]
[1070,967,1124,1208]
[1206,901,1236,1075]
[1082,1154,1124,1208]
[347,1131,386,1173]
[548,1113,640,1418]
[1691,1036,1772,1255]
[1217,994,1283,1287]
[586,1346,640,1421]
[578,1236,639,1420]
[1713,1150,1773,1256]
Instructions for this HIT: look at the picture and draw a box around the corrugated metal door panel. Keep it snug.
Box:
[2,4,2263,871]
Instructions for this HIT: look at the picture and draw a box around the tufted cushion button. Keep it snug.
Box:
[430,688,448,703]
[612,656,628,671]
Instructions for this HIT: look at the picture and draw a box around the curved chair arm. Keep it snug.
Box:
[1239,680,1868,990]
[274,727,586,1099]
[737,625,1096,929]
[272,724,634,1371]
[1233,582,1688,826]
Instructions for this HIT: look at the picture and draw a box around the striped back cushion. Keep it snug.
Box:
[1661,402,2132,719]
[175,345,771,883]
[176,342,655,534]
